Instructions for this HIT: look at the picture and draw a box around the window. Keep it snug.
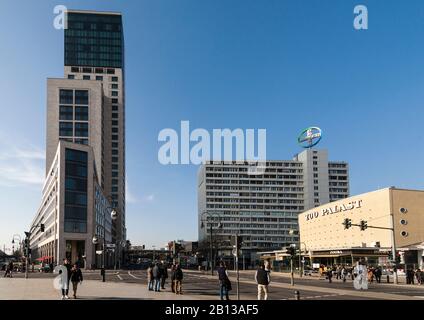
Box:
[112,127,118,133]
[112,187,118,192]
[75,90,89,104]
[112,157,118,163]
[107,69,115,74]
[82,67,92,73]
[112,166,118,171]
[68,74,75,79]
[59,106,73,120]
[112,105,118,111]
[111,98,118,103]
[111,83,118,89]
[75,106,88,120]
[111,76,118,82]
[112,113,118,119]
[111,91,118,96]
[59,89,73,104]
[75,122,88,137]
[95,68,104,73]
[59,122,73,136]
[112,150,118,155]
[112,142,118,148]
[112,134,118,140]
[75,138,88,145]
[83,75,90,80]
[96,76,103,81]
[112,120,118,126]
[71,67,79,73]
[112,171,118,177]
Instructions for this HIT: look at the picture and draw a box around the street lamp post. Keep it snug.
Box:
[93,208,118,282]
[200,211,223,276]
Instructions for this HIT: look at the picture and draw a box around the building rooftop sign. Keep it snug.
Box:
[298,127,322,148]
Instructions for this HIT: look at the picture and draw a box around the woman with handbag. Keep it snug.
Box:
[217,261,231,300]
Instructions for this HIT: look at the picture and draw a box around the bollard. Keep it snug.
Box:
[387,275,390,283]
[294,290,300,300]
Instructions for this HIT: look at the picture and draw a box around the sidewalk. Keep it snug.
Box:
[0,278,206,300]
[185,269,424,300]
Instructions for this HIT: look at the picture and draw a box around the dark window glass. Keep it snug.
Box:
[111,91,118,96]
[112,150,118,155]
[111,83,118,89]
[111,98,118,103]
[83,75,90,80]
[112,166,118,171]
[112,157,118,163]
[112,127,118,133]
[71,67,80,72]
[95,68,104,73]
[112,105,118,111]
[112,120,118,126]
[60,138,73,142]
[65,191,87,206]
[112,142,118,148]
[66,162,87,177]
[112,113,118,119]
[112,134,118,140]
[112,187,118,192]
[111,76,118,82]
[59,122,73,136]
[65,149,87,163]
[60,89,73,104]
[112,171,118,177]
[75,122,88,137]
[82,67,92,73]
[59,106,73,120]
[75,106,88,120]
[75,90,89,104]
[68,74,75,79]
[107,69,115,74]
[75,138,89,145]
[96,76,103,81]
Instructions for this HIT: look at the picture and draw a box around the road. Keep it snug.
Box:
[9,269,424,300]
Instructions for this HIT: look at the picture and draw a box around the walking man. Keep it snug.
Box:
[170,264,176,293]
[327,267,333,283]
[217,261,231,300]
[70,263,83,299]
[255,263,270,300]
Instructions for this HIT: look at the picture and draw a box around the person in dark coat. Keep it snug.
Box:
[327,267,333,283]
[255,263,270,300]
[374,267,382,283]
[174,264,183,294]
[160,262,168,289]
[217,261,231,300]
[69,263,83,299]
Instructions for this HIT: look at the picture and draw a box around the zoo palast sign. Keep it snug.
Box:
[304,199,363,222]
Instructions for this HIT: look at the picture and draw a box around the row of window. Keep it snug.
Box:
[59,122,88,137]
[59,89,89,105]
[60,105,88,120]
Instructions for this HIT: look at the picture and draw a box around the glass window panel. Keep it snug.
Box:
[75,90,89,104]
[59,89,73,104]
[59,106,73,120]
[59,122,73,136]
[75,106,88,120]
[75,122,89,137]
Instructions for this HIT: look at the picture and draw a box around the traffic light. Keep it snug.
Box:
[359,220,368,231]
[342,218,352,230]
[231,235,243,250]
[285,246,295,257]
[40,224,45,232]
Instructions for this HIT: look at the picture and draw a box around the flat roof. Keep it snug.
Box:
[67,9,122,16]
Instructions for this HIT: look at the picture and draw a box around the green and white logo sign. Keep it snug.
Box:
[298,127,322,148]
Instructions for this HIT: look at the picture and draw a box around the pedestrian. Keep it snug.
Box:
[170,264,176,293]
[255,263,270,300]
[69,263,83,299]
[152,263,162,292]
[374,267,382,283]
[415,269,422,285]
[3,261,12,278]
[327,268,333,283]
[174,264,183,295]
[160,261,168,289]
[367,268,374,283]
[341,266,347,283]
[217,261,231,300]
[62,258,72,299]
[147,264,154,291]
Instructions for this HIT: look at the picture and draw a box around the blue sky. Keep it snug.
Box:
[1,0,424,251]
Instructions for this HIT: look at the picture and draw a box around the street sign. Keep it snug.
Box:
[106,244,116,249]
